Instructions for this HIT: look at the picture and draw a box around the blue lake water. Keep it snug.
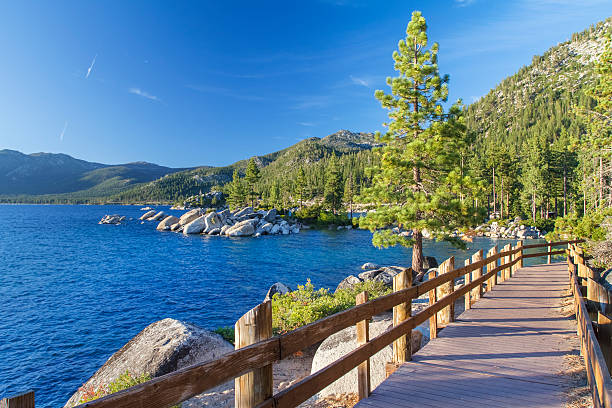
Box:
[0,205,552,407]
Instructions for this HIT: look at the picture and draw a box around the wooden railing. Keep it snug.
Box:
[2,239,583,408]
[568,244,612,408]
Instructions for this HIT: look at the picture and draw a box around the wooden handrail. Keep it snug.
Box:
[70,239,583,408]
[568,246,612,407]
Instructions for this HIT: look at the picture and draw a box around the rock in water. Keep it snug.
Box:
[149,211,166,221]
[99,215,125,225]
[179,209,203,226]
[63,318,233,408]
[310,313,422,398]
[139,210,156,220]
[264,208,277,222]
[226,221,255,237]
[361,262,380,270]
[156,215,179,231]
[183,216,206,234]
[264,282,292,301]
[233,207,253,218]
[203,212,223,234]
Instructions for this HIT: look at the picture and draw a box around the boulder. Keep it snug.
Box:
[203,212,224,234]
[218,209,231,220]
[220,225,231,235]
[264,209,278,222]
[261,223,274,233]
[335,275,362,292]
[156,216,180,231]
[311,313,422,398]
[208,228,221,235]
[291,226,300,234]
[358,269,383,281]
[281,226,290,235]
[140,207,153,211]
[99,215,125,225]
[233,207,253,218]
[63,318,233,408]
[149,211,166,221]
[264,282,292,301]
[361,262,380,270]
[226,220,256,237]
[171,223,182,232]
[422,256,438,270]
[270,224,281,235]
[139,210,156,221]
[183,216,207,235]
[179,209,203,226]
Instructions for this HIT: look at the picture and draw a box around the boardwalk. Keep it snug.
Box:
[356,263,578,408]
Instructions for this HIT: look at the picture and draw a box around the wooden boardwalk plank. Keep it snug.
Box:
[355,263,575,408]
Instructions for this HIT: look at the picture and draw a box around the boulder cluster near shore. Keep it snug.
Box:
[138,206,302,237]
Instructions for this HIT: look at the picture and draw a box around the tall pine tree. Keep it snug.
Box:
[245,158,261,208]
[361,11,482,276]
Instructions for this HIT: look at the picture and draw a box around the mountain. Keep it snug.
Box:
[111,130,377,203]
[0,149,187,197]
[466,18,610,152]
[0,130,376,203]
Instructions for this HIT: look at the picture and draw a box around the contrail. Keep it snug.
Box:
[85,54,97,79]
[60,121,68,142]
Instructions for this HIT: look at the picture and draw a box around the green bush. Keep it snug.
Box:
[294,205,351,227]
[547,209,611,242]
[214,326,235,345]
[78,371,153,405]
[271,279,391,334]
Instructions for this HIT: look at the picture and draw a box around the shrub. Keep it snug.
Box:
[213,326,235,345]
[78,371,153,405]
[547,209,611,242]
[271,279,391,334]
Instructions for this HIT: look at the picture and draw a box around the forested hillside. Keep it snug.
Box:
[465,18,610,221]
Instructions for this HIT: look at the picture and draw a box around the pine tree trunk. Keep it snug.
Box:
[563,165,567,217]
[492,167,496,216]
[412,230,424,276]
[532,191,536,222]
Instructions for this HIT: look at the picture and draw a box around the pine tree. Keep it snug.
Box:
[360,11,482,276]
[295,167,308,208]
[245,158,261,208]
[344,173,355,219]
[228,169,246,210]
[323,155,343,213]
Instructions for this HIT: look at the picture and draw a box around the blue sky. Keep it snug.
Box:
[0,1,609,168]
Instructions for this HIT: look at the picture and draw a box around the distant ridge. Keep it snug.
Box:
[0,129,376,202]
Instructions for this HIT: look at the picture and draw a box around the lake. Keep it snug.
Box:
[0,205,550,407]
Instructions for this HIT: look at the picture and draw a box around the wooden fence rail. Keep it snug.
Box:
[2,239,585,408]
[568,244,612,408]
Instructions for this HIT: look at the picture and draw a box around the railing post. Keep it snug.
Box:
[464,258,471,310]
[356,291,370,400]
[517,240,524,269]
[428,268,438,339]
[502,244,511,281]
[0,391,35,408]
[393,269,412,364]
[486,246,498,292]
[471,250,483,302]
[235,301,273,408]
[547,243,552,264]
[437,257,455,327]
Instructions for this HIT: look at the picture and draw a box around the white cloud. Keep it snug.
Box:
[85,54,97,79]
[298,122,316,127]
[349,75,369,87]
[455,0,476,6]
[59,121,68,142]
[129,88,162,102]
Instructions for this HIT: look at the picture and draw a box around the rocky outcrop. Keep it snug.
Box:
[139,210,156,220]
[156,216,180,231]
[226,220,256,237]
[64,318,233,408]
[99,214,125,225]
[310,313,422,398]
[203,212,224,234]
[183,216,207,235]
